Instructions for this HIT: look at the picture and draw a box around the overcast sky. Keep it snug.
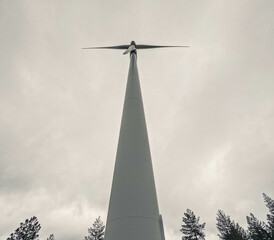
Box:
[1,1,274,240]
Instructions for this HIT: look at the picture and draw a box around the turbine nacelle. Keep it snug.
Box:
[82,41,189,55]
[123,41,137,55]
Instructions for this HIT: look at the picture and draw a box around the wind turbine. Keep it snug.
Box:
[83,41,189,240]
[83,40,189,54]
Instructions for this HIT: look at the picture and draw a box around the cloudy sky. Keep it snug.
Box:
[1,1,274,239]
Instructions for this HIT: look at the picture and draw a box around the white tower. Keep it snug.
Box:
[104,52,165,240]
[83,41,188,240]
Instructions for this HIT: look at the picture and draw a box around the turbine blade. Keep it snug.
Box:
[136,44,190,49]
[82,45,129,50]
[123,49,130,55]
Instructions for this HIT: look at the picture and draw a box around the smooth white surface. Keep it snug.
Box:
[105,53,162,240]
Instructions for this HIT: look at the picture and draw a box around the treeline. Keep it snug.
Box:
[181,193,274,240]
[5,193,273,240]
[6,216,54,240]
[4,216,105,240]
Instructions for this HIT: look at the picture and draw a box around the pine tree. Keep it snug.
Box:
[180,209,205,240]
[216,210,248,240]
[47,234,55,240]
[263,193,274,238]
[84,216,105,240]
[246,213,270,240]
[7,216,41,240]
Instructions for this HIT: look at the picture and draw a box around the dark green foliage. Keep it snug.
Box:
[47,234,55,240]
[84,216,105,240]
[216,210,248,240]
[7,216,41,240]
[246,213,271,240]
[263,193,274,238]
[180,209,205,240]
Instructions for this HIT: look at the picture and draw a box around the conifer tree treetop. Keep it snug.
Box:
[6,216,41,240]
[84,216,105,240]
[180,209,205,240]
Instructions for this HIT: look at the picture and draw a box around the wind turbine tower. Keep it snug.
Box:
[84,41,189,240]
